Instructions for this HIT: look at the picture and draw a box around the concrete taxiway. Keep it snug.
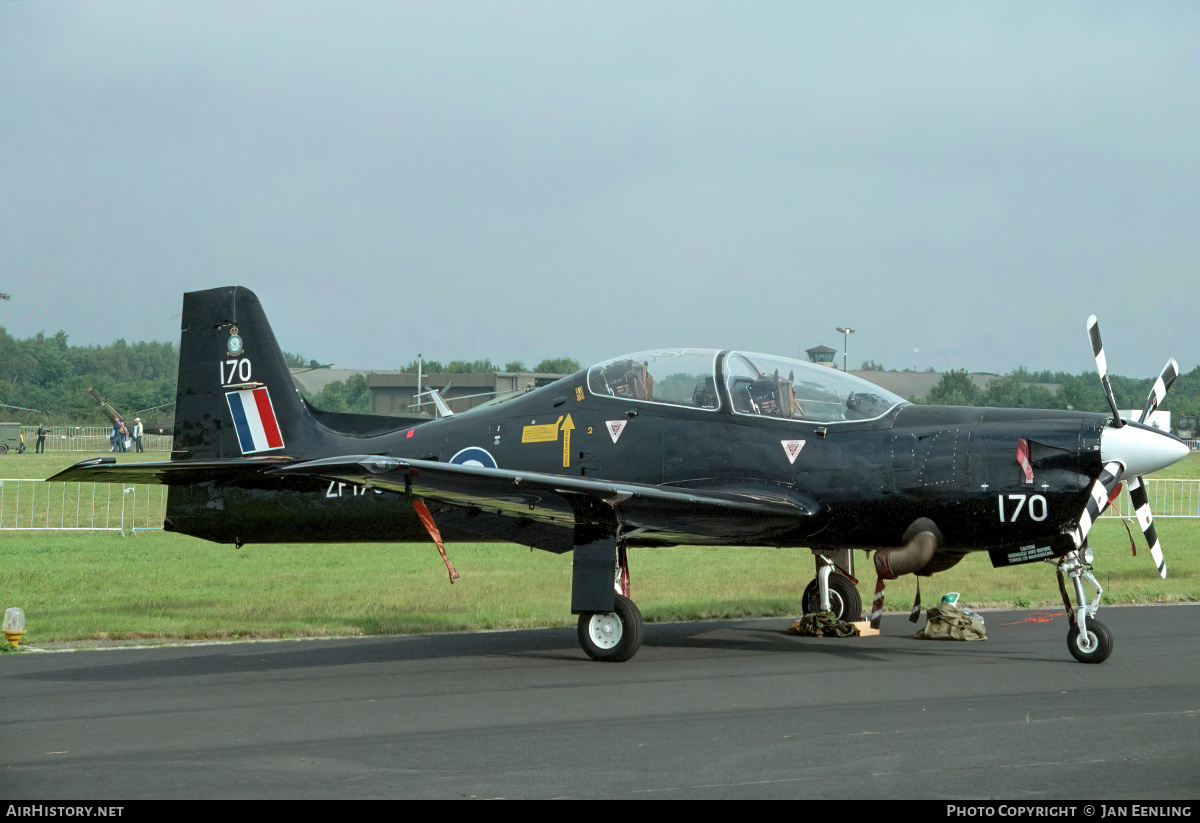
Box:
[2,605,1198,799]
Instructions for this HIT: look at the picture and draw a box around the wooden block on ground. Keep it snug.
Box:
[851,621,880,637]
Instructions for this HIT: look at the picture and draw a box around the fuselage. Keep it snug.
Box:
[166,356,1128,563]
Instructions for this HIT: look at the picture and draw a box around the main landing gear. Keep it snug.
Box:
[1053,547,1113,664]
[574,537,645,662]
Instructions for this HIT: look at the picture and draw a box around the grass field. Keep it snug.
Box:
[1,450,1198,647]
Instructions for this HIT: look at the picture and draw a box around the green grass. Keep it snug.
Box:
[0,451,1196,647]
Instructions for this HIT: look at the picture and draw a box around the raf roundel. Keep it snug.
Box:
[448,447,498,469]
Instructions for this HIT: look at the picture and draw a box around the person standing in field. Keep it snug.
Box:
[133,417,144,452]
[36,423,48,453]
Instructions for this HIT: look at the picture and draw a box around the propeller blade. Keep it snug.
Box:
[1128,358,1178,579]
[1087,315,1125,427]
[1127,476,1167,578]
[1071,460,1124,550]
[1138,358,1179,425]
[1085,319,1179,578]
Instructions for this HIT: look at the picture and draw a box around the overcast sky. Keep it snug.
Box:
[2,2,1197,378]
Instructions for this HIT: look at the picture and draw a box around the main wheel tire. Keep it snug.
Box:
[802,575,863,622]
[577,593,644,662]
[1067,618,1113,664]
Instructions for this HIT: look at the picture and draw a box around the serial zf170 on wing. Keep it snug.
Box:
[52,287,1189,664]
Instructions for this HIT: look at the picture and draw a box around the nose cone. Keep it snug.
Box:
[1100,422,1191,478]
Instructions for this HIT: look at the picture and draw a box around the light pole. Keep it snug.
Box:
[835,327,855,371]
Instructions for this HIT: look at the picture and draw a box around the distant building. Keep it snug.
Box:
[367,371,568,417]
[805,345,838,367]
[802,342,1010,400]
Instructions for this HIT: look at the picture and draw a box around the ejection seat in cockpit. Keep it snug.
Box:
[607,360,654,400]
[746,370,802,418]
[692,376,718,409]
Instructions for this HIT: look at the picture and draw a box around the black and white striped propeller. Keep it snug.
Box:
[1084,315,1179,578]
[1126,357,1179,578]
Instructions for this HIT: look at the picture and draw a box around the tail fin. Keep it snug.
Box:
[174,286,312,460]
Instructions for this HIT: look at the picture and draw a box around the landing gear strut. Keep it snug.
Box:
[1053,547,1113,664]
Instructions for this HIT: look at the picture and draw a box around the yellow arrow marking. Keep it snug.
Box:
[561,414,575,468]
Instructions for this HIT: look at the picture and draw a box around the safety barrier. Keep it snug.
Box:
[18,426,171,453]
[1102,478,1200,519]
[0,479,168,534]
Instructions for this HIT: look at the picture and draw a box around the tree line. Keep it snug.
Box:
[0,327,582,423]
[0,327,178,425]
[5,323,1194,424]
[913,365,1200,419]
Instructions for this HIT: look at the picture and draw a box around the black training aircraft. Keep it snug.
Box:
[51,287,1189,664]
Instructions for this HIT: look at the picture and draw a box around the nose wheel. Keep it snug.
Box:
[801,573,863,623]
[1067,618,1113,664]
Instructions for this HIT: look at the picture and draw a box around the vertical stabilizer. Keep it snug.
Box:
[174,287,310,460]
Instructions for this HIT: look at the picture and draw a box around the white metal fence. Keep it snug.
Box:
[1103,478,1200,520]
[19,426,172,453]
[0,479,168,534]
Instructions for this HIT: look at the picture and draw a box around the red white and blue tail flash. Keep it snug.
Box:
[226,388,285,454]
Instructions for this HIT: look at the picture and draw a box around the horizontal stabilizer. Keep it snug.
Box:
[48,456,293,486]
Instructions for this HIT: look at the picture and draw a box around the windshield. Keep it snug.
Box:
[723,351,906,423]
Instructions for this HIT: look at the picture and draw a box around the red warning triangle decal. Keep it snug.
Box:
[606,420,627,443]
[781,440,806,464]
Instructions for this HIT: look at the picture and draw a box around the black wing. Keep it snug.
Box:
[270,455,826,547]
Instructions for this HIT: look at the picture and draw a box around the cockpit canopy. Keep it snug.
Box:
[587,349,721,409]
[587,349,907,424]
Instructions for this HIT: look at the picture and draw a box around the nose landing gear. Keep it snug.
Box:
[801,553,863,622]
[1053,548,1113,664]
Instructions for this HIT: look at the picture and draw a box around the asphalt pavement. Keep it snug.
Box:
[2,604,1198,799]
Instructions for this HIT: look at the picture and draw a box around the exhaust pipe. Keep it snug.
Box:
[875,517,943,579]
